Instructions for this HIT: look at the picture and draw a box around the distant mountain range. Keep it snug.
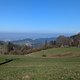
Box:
[0,32,75,48]
[12,37,56,48]
[0,32,74,41]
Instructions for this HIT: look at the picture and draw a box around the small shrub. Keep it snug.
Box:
[42,54,47,57]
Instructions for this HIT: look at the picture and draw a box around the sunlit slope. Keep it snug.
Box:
[27,47,80,58]
[0,47,80,80]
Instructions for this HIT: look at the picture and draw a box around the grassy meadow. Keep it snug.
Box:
[0,47,80,80]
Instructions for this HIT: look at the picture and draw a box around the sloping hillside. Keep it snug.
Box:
[0,47,80,80]
[27,47,80,58]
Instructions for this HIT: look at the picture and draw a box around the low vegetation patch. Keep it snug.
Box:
[42,54,47,57]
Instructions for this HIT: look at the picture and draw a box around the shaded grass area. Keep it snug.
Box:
[0,59,13,65]
[0,47,80,80]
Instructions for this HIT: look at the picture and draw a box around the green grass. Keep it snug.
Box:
[0,47,80,80]
[28,47,80,57]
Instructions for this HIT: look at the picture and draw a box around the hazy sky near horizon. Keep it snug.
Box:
[0,0,80,33]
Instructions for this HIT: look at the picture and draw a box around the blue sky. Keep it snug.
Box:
[0,0,80,33]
